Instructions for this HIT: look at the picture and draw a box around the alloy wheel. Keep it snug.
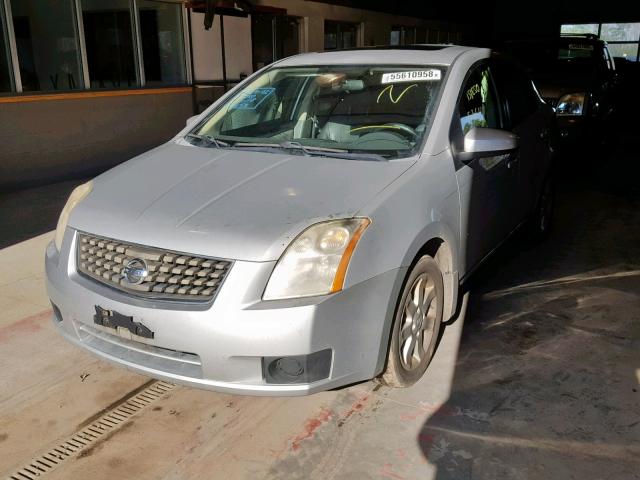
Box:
[398,273,438,371]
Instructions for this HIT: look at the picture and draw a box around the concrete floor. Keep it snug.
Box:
[1,143,639,479]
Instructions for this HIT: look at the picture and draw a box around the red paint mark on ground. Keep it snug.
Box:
[269,448,284,459]
[341,393,370,421]
[418,432,435,458]
[434,405,461,418]
[272,392,371,458]
[419,433,434,444]
[290,408,333,451]
[379,463,405,479]
[0,309,51,343]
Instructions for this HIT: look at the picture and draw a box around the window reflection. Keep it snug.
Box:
[10,0,83,91]
[0,11,12,92]
[251,14,300,71]
[324,21,358,51]
[81,0,138,89]
[138,0,186,86]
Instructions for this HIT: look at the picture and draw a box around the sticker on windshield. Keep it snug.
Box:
[381,69,441,84]
[233,87,275,110]
[568,44,594,50]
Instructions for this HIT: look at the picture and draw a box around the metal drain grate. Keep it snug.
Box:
[7,380,174,480]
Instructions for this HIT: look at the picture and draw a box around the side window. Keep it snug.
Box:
[458,66,501,134]
[494,63,539,128]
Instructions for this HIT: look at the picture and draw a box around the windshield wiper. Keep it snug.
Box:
[233,141,346,154]
[280,141,349,156]
[317,151,387,162]
[230,141,386,161]
[184,133,229,148]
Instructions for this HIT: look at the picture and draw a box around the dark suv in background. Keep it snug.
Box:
[503,34,617,145]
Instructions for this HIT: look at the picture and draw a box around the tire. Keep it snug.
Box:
[380,255,444,388]
[527,176,554,239]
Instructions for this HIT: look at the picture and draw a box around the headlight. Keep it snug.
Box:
[556,93,586,116]
[263,218,371,300]
[54,181,93,251]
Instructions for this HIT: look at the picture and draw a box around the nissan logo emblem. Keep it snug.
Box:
[122,258,148,285]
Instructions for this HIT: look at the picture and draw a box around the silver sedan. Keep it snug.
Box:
[46,46,554,395]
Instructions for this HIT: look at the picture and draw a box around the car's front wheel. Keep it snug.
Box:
[380,255,444,387]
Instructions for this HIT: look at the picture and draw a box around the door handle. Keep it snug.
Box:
[507,155,519,169]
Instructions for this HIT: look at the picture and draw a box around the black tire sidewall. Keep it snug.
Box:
[538,177,554,233]
[528,176,555,239]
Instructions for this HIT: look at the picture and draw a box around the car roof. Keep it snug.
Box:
[275,45,481,68]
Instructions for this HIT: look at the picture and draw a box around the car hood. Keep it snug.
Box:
[70,142,414,262]
[531,71,596,103]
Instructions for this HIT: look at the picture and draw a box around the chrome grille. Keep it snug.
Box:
[76,233,232,302]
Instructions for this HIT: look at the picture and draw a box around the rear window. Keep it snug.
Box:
[558,43,595,59]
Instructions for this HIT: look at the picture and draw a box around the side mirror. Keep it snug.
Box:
[458,127,518,162]
[185,115,199,127]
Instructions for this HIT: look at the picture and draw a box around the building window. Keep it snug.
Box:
[601,23,640,62]
[560,24,599,36]
[138,0,186,86]
[561,22,640,62]
[427,29,457,44]
[9,0,84,91]
[324,21,358,51]
[0,8,12,92]
[1,0,188,94]
[403,27,416,45]
[606,42,639,61]
[251,14,300,71]
[81,0,139,89]
[390,26,427,46]
[390,28,400,46]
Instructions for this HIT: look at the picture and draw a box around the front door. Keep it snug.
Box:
[452,63,519,274]
[493,61,550,220]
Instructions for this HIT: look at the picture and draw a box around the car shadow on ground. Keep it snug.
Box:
[417,133,640,479]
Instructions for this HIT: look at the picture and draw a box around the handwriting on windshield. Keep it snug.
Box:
[377,84,417,104]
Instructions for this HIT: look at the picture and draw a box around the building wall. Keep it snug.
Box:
[0,89,192,190]
[256,0,467,51]
[191,13,253,82]
[189,1,468,84]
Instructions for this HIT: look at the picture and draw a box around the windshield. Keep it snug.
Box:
[190,65,446,159]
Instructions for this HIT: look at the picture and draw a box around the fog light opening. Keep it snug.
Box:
[272,357,304,379]
[263,349,332,385]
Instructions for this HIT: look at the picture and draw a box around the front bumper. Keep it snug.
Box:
[46,230,403,396]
